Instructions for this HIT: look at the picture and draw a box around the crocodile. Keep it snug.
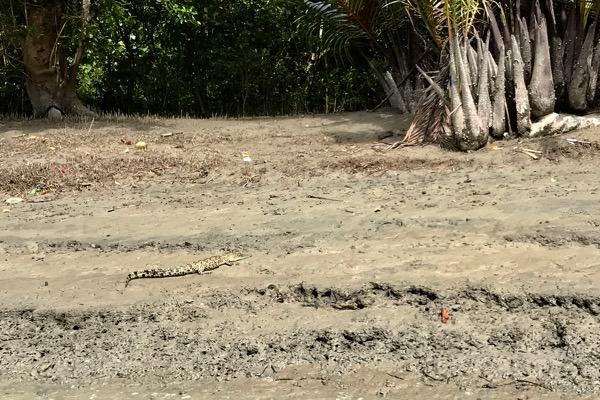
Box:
[125,252,249,287]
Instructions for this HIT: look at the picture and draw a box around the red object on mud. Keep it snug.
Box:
[441,308,449,323]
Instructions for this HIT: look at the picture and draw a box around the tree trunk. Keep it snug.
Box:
[517,17,532,83]
[529,14,554,119]
[491,45,506,138]
[550,36,565,104]
[451,32,486,151]
[511,35,531,134]
[382,71,408,113]
[475,34,492,132]
[567,16,597,111]
[362,54,408,113]
[23,0,95,118]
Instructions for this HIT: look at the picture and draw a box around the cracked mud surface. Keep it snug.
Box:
[1,111,600,399]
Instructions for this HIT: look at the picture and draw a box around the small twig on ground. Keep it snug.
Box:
[515,379,550,390]
[307,194,342,202]
[371,140,412,151]
[481,379,550,391]
[26,192,59,203]
[390,140,410,149]
[566,138,592,145]
[386,372,404,380]
[260,364,277,376]
[521,147,542,154]
[161,131,183,137]
[516,148,540,159]
[421,370,446,382]
[274,376,328,383]
[87,117,95,134]
[201,174,219,185]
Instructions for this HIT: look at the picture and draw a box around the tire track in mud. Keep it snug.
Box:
[0,239,242,255]
[1,283,599,393]
[505,233,600,248]
[3,210,598,256]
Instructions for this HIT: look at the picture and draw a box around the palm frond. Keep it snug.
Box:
[302,0,426,82]
[401,64,456,149]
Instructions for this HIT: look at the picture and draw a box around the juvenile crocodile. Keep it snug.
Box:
[125,252,249,287]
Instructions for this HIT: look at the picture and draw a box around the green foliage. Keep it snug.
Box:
[5,0,600,118]
[0,0,28,114]
[405,0,481,51]
[0,56,28,115]
[0,0,380,116]
[303,0,418,77]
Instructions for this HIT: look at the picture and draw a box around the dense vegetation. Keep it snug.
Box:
[3,0,600,151]
[308,0,600,150]
[0,0,380,117]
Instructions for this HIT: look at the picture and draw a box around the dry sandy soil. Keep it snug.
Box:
[1,110,600,399]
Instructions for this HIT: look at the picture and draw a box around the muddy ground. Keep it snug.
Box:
[1,110,600,399]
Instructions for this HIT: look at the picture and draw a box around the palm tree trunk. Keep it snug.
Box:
[529,14,554,118]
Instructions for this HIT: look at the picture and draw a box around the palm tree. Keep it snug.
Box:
[305,0,600,151]
[302,0,438,113]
